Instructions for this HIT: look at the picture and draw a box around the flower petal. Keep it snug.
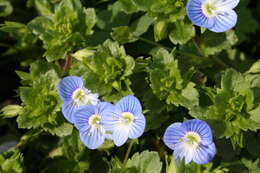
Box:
[73,105,95,131]
[80,127,105,149]
[58,76,84,102]
[173,142,195,164]
[61,101,79,123]
[186,0,215,28]
[181,119,213,145]
[128,113,146,139]
[105,132,113,140]
[112,125,129,146]
[101,107,121,131]
[116,95,142,115]
[84,92,100,105]
[96,102,114,115]
[209,10,237,32]
[193,143,216,164]
[163,123,186,150]
[215,0,240,9]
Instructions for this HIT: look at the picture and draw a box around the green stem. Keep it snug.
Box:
[123,140,134,167]
[137,36,207,61]
[192,38,204,56]
[62,55,73,73]
[211,56,229,68]
[177,50,207,60]
[136,36,204,59]
[192,37,230,69]
[137,35,231,69]
[165,153,169,169]
[15,130,43,149]
[135,36,172,51]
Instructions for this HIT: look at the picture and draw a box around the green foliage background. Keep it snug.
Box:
[0,0,260,172]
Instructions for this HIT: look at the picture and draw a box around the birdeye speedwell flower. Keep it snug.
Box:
[73,102,113,149]
[58,76,99,123]
[163,119,216,164]
[186,0,239,32]
[102,95,146,146]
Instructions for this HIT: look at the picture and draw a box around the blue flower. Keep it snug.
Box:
[186,0,239,32]
[73,102,113,149]
[163,119,216,164]
[58,76,99,123]
[102,95,146,146]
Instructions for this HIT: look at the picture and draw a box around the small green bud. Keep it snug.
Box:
[1,105,23,118]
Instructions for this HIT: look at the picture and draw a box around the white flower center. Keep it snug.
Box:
[72,88,98,106]
[121,112,135,125]
[88,114,101,127]
[202,1,219,17]
[202,0,232,18]
[87,114,105,137]
[181,131,201,148]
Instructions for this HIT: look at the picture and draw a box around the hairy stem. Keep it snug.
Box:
[135,36,172,51]
[62,55,73,72]
[123,140,134,167]
[192,36,230,69]
[137,35,232,69]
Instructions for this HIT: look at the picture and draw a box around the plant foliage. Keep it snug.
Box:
[0,0,260,172]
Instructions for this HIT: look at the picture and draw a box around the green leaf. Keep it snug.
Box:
[169,21,195,45]
[44,121,73,137]
[242,158,260,173]
[154,20,168,41]
[180,82,200,107]
[116,0,187,45]
[44,45,69,62]
[166,155,178,173]
[111,26,137,44]
[143,90,168,130]
[96,2,130,31]
[249,105,260,122]
[0,0,13,17]
[27,16,54,40]
[184,162,229,173]
[117,0,139,14]
[61,130,88,161]
[0,21,37,51]
[130,14,155,36]
[131,0,157,11]
[126,150,162,173]
[71,48,95,61]
[0,149,24,173]
[110,167,137,173]
[0,22,27,32]
[84,8,96,35]
[190,68,260,147]
[220,69,250,93]
[28,0,96,61]
[149,48,199,108]
[200,30,238,56]
[53,0,82,22]
[34,0,53,16]
[177,159,186,173]
[111,14,154,44]
[246,60,260,74]
[15,61,71,137]
[70,40,135,102]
